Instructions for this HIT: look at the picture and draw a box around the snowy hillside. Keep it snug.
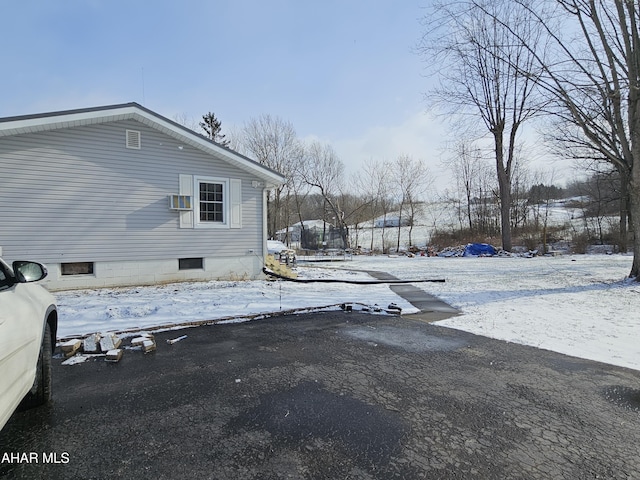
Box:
[348,198,617,252]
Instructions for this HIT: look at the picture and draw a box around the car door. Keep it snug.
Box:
[0,261,42,427]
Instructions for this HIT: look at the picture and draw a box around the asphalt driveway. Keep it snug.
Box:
[1,311,640,479]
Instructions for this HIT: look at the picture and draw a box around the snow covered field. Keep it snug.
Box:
[347,199,611,253]
[55,254,640,372]
[347,254,640,371]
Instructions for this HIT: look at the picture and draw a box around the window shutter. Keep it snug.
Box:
[230,179,242,229]
[179,174,194,228]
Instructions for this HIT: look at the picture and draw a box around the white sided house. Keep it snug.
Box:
[0,103,285,290]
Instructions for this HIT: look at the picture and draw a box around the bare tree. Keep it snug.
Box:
[223,124,244,152]
[485,0,640,278]
[445,142,499,235]
[573,166,621,246]
[392,155,412,251]
[509,145,531,233]
[527,169,560,253]
[419,0,545,251]
[240,114,303,238]
[449,141,485,231]
[172,113,200,132]
[356,159,393,252]
[289,161,312,248]
[301,141,349,248]
[542,83,630,252]
[338,189,372,250]
[392,155,432,250]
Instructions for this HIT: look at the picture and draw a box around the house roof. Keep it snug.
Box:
[0,102,285,187]
[276,219,332,234]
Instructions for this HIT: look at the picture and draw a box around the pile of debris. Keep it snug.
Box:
[437,245,468,257]
[436,243,538,258]
[59,332,157,364]
[265,253,297,279]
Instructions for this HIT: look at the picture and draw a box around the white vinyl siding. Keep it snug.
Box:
[0,120,264,264]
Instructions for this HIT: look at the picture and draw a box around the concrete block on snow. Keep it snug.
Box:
[105,349,123,362]
[141,339,156,353]
[100,333,122,351]
[83,333,102,353]
[60,339,82,357]
[131,333,154,347]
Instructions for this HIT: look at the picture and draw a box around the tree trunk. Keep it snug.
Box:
[629,163,640,278]
[396,204,403,252]
[618,166,629,253]
[341,224,349,249]
[494,131,512,251]
[369,216,375,251]
[629,52,640,279]
[269,188,286,240]
[266,192,275,239]
[466,191,473,232]
[381,210,388,253]
[408,211,414,247]
[498,171,512,251]
[283,192,291,246]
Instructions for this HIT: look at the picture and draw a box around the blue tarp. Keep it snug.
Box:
[463,243,497,257]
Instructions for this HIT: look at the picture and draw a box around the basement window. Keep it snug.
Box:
[61,262,94,276]
[179,258,203,270]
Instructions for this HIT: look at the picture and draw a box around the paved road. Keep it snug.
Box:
[1,311,640,479]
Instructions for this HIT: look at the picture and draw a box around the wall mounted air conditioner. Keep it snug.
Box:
[168,194,193,211]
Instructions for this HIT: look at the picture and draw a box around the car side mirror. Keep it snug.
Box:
[12,261,48,283]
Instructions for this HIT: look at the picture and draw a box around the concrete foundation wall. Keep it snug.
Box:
[41,255,265,291]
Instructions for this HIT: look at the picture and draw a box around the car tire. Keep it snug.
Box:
[20,322,53,409]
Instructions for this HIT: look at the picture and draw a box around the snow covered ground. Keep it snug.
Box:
[56,267,418,338]
[347,200,611,252]
[346,254,640,371]
[55,254,640,372]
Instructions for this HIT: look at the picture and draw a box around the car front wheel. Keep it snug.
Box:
[20,322,53,409]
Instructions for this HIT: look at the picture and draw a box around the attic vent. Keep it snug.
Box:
[126,129,141,149]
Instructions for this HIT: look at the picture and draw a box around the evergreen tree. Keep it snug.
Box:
[200,112,230,147]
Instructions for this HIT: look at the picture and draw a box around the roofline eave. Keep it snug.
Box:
[0,102,285,187]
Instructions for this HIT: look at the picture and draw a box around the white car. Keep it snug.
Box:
[267,240,296,265]
[0,258,57,431]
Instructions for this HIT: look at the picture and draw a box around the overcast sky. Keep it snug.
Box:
[2,1,563,192]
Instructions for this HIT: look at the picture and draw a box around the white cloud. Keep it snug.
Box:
[328,111,573,194]
[329,110,454,192]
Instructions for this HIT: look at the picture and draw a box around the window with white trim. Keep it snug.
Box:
[195,176,228,227]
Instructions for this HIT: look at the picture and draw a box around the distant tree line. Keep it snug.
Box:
[172,109,628,255]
